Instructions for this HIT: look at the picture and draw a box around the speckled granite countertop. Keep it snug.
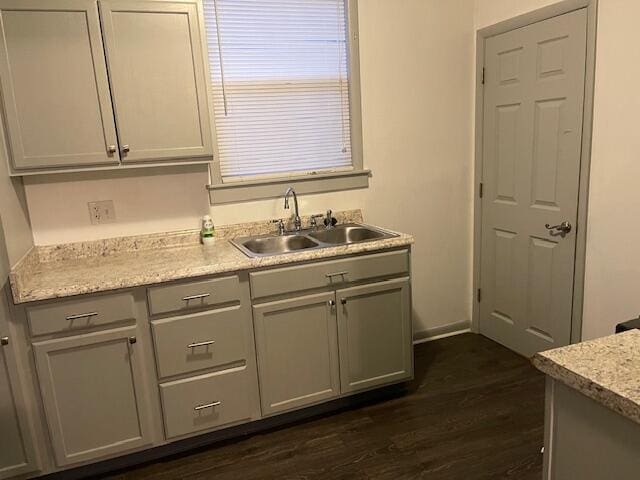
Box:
[532,330,640,424]
[9,210,414,304]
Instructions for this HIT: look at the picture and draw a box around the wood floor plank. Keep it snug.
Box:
[101,333,544,480]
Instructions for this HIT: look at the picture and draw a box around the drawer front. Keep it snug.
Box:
[160,366,252,440]
[250,249,409,299]
[151,306,247,379]
[147,276,240,316]
[26,292,136,337]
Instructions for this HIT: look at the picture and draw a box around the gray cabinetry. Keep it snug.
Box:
[150,274,261,440]
[0,0,212,174]
[253,292,340,416]
[336,278,413,393]
[0,0,119,171]
[159,365,254,440]
[251,250,413,416]
[0,291,38,479]
[151,305,247,379]
[33,326,153,466]
[99,0,213,163]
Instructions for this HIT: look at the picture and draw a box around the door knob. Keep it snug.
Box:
[129,336,137,344]
[107,145,117,154]
[545,221,572,234]
[122,145,130,154]
[1,336,8,346]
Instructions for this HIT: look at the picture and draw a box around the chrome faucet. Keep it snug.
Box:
[283,187,301,232]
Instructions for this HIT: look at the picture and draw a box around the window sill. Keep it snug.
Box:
[207,169,370,205]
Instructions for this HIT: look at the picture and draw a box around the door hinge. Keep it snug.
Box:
[477,288,482,303]
[479,182,484,198]
[481,67,485,85]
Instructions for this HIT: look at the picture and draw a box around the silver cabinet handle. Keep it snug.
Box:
[182,293,210,302]
[129,336,137,344]
[325,271,348,279]
[121,144,130,154]
[328,300,336,307]
[187,340,215,349]
[107,144,117,154]
[545,221,572,234]
[66,312,98,321]
[194,401,221,411]
[1,336,8,346]
[341,298,347,305]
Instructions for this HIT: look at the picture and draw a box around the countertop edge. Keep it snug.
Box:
[532,353,640,425]
[12,236,414,304]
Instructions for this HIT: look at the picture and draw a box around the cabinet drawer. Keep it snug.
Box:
[250,250,409,299]
[159,366,253,440]
[26,292,136,337]
[147,276,240,316]
[151,306,247,379]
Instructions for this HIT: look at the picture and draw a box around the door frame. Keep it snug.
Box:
[472,0,598,344]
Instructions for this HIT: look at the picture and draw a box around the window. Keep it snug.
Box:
[204,0,367,203]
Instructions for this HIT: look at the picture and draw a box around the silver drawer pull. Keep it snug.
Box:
[65,312,99,321]
[194,401,221,411]
[187,340,215,349]
[182,293,210,302]
[325,271,349,279]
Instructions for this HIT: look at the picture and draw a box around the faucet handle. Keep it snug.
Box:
[270,218,286,235]
[310,214,324,228]
[324,210,337,229]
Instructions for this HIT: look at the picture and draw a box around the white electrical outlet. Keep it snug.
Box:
[88,200,116,225]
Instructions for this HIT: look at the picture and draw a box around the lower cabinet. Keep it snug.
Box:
[336,278,413,393]
[252,292,340,416]
[33,326,153,466]
[159,365,254,440]
[0,293,38,480]
[252,275,413,416]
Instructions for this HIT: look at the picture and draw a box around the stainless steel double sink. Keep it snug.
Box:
[231,223,398,258]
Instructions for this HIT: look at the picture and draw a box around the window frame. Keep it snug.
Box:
[205,0,368,205]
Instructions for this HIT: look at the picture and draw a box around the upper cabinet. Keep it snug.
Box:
[0,0,119,171]
[0,0,213,175]
[99,0,212,163]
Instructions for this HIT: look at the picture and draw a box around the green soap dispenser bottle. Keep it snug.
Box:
[201,215,215,246]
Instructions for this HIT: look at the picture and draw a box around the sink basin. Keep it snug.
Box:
[238,234,320,256]
[231,223,398,258]
[308,225,386,245]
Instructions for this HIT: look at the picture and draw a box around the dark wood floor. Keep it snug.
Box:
[105,333,545,480]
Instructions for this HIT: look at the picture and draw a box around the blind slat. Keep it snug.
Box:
[203,0,353,180]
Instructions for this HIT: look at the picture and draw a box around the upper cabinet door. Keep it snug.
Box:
[99,0,213,163]
[0,0,120,171]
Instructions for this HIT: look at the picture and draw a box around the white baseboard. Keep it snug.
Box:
[413,320,471,345]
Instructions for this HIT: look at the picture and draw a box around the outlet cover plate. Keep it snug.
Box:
[88,200,116,225]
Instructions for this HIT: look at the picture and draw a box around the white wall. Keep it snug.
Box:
[0,115,33,267]
[23,0,476,336]
[475,0,640,340]
[24,165,211,245]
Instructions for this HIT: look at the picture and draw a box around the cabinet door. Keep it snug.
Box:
[0,0,119,171]
[0,294,38,479]
[99,0,213,163]
[336,278,413,394]
[33,326,152,466]
[253,292,340,416]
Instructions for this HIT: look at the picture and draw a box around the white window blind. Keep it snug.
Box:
[203,0,353,181]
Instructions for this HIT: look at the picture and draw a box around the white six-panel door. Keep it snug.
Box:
[479,9,588,357]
